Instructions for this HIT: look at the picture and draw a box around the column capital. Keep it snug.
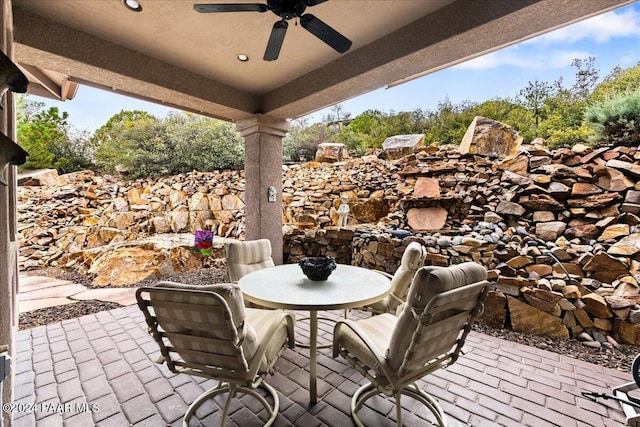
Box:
[236,114,289,138]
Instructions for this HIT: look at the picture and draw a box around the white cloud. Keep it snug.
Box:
[619,49,640,67]
[453,48,591,71]
[526,7,640,45]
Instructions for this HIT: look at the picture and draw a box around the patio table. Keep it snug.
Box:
[238,263,391,403]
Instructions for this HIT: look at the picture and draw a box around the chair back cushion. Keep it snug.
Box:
[387,262,487,370]
[385,242,426,310]
[225,239,275,282]
[148,282,258,370]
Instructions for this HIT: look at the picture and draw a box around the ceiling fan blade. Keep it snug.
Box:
[300,14,352,54]
[193,3,269,13]
[303,0,328,6]
[264,20,288,61]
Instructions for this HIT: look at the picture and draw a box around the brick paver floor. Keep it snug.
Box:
[9,305,634,426]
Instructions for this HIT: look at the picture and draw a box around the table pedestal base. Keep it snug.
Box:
[310,310,318,403]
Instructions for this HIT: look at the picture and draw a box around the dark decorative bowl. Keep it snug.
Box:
[298,256,337,281]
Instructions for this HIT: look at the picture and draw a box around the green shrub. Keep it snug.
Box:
[585,90,640,147]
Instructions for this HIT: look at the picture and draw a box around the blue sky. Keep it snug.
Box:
[34,2,640,133]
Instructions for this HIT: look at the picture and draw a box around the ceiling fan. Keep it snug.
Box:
[193,0,352,61]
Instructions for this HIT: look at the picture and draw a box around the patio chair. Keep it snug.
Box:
[333,262,489,427]
[136,281,295,427]
[363,241,426,315]
[225,239,275,282]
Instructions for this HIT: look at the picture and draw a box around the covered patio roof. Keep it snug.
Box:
[11,0,635,122]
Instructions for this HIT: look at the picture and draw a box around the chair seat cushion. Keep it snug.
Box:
[246,308,292,369]
[337,313,397,371]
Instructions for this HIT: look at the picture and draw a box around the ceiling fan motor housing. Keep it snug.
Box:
[268,0,306,20]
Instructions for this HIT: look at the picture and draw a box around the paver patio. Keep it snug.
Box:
[8,304,635,427]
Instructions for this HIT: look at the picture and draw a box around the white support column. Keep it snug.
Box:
[0,2,18,426]
[236,114,289,265]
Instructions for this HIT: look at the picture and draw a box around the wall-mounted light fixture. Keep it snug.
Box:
[268,186,276,202]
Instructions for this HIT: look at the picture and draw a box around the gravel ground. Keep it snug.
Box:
[20,267,640,375]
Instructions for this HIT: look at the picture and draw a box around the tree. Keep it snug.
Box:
[93,111,244,177]
[93,110,160,173]
[423,97,468,145]
[283,119,329,162]
[519,57,601,147]
[324,103,351,131]
[17,97,70,170]
[571,56,599,101]
[50,128,95,174]
[164,112,244,172]
[517,79,553,127]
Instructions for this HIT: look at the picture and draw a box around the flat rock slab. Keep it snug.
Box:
[18,283,87,301]
[19,298,78,313]
[72,288,138,306]
[406,207,448,231]
[19,276,74,293]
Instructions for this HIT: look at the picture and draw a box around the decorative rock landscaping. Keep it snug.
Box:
[16,121,640,346]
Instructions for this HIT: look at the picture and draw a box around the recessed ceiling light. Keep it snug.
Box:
[237,54,249,62]
[123,0,143,12]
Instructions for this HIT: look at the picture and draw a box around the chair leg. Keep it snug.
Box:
[395,390,403,427]
[403,383,447,427]
[350,382,447,427]
[221,385,237,427]
[351,383,380,427]
[182,381,280,427]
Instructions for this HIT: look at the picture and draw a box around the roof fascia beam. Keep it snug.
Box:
[261,0,633,119]
[12,6,259,122]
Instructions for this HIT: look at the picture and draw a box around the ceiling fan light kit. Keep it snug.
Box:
[194,0,352,61]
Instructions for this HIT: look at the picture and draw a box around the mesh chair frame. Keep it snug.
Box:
[334,278,489,427]
[137,285,294,427]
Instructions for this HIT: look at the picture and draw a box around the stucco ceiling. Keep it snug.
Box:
[10,0,636,122]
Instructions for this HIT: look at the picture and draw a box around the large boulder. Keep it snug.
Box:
[315,143,349,163]
[508,297,569,338]
[380,134,425,160]
[608,233,640,256]
[583,252,629,283]
[88,246,175,287]
[351,197,389,223]
[459,116,523,159]
[18,169,60,186]
[63,234,227,287]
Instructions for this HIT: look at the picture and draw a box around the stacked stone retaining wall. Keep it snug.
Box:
[17,141,640,345]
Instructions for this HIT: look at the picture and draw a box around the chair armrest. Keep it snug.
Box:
[387,292,404,305]
[248,311,295,378]
[376,271,394,280]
